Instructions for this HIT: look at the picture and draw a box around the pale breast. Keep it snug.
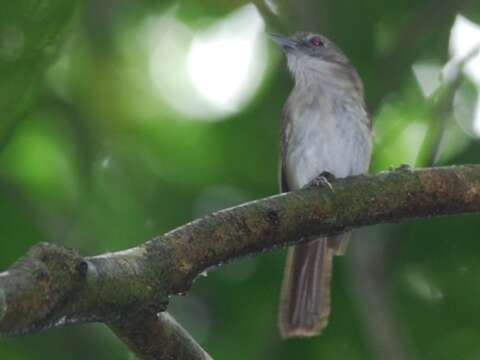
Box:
[285,95,372,190]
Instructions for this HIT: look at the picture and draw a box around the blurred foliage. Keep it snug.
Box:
[0,0,76,136]
[1,0,480,359]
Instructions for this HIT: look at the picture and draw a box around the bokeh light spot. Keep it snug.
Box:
[412,63,442,98]
[147,5,267,120]
[448,15,480,84]
[446,15,480,136]
[403,265,444,303]
[187,5,266,113]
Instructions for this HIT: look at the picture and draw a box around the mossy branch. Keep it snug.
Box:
[1,165,480,358]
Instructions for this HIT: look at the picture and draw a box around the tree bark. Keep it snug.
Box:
[1,165,480,358]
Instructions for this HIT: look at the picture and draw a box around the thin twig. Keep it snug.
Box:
[416,45,480,167]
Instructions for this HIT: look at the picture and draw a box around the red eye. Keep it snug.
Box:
[310,36,324,47]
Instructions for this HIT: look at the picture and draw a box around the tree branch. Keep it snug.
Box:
[109,311,212,360]
[1,165,480,357]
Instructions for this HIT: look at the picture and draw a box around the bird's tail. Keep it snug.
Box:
[278,232,350,338]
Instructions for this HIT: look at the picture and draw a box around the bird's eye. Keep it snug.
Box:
[309,36,324,47]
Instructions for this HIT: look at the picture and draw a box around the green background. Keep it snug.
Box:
[1,0,480,359]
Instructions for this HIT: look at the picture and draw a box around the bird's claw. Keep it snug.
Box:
[308,172,335,192]
[396,163,412,172]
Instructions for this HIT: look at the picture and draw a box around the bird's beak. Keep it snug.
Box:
[268,32,297,51]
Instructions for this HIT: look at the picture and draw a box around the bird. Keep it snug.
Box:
[269,32,373,338]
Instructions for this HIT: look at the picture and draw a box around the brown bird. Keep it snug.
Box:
[270,32,373,338]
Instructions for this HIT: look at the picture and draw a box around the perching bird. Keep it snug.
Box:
[270,32,373,338]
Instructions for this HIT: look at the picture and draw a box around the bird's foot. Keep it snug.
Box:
[394,163,413,172]
[307,171,335,192]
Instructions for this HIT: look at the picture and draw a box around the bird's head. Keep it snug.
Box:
[269,32,361,91]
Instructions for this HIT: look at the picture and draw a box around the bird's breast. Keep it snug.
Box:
[285,95,371,190]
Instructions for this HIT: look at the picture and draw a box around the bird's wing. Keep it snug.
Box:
[279,104,292,192]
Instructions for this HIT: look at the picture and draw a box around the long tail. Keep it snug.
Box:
[279,233,350,338]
